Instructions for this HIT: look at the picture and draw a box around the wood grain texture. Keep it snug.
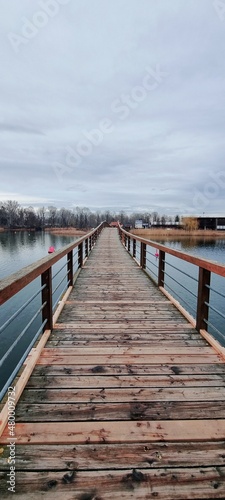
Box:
[2,441,225,470]
[2,420,225,444]
[1,467,225,499]
[14,401,225,422]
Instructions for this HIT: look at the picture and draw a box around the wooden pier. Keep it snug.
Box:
[1,227,225,498]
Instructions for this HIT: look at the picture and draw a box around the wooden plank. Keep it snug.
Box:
[40,346,214,356]
[2,420,225,444]
[31,363,225,376]
[54,322,194,330]
[25,374,225,389]
[47,334,204,341]
[47,338,207,347]
[14,401,225,422]
[55,319,195,325]
[1,467,225,499]
[60,305,179,311]
[65,300,169,304]
[51,329,200,336]
[2,441,225,470]
[17,386,225,403]
[58,314,183,320]
[62,304,179,309]
[36,354,223,365]
[46,340,207,347]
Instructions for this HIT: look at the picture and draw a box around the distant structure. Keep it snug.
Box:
[135,219,143,229]
[110,221,120,228]
[135,219,150,229]
[197,216,225,230]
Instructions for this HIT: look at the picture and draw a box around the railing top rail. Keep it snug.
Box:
[0,222,105,306]
[119,225,225,278]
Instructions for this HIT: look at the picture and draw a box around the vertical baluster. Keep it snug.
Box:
[128,236,130,253]
[78,242,83,268]
[67,251,73,286]
[133,239,136,258]
[41,268,53,330]
[158,250,165,287]
[196,268,211,331]
[140,243,146,269]
[85,238,88,258]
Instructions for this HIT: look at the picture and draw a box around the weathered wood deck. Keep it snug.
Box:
[1,227,225,498]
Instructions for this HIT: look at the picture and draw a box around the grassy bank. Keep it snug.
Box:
[130,229,225,239]
[45,227,88,236]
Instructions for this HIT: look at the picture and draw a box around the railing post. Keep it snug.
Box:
[41,268,53,330]
[93,232,97,245]
[89,236,92,253]
[158,250,165,287]
[78,242,83,268]
[85,238,88,258]
[140,242,146,269]
[128,236,130,253]
[67,250,73,286]
[196,268,211,331]
[133,239,136,258]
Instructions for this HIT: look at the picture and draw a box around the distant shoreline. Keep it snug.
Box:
[44,227,88,236]
[130,229,225,239]
[0,227,88,235]
[1,227,225,238]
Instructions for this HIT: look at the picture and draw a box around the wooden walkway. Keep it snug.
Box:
[1,227,225,498]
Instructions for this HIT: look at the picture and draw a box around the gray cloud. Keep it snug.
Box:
[0,0,225,215]
[0,123,44,135]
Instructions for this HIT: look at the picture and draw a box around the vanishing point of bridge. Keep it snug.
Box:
[0,225,225,498]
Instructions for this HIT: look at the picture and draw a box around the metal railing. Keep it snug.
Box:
[119,226,225,347]
[0,222,107,400]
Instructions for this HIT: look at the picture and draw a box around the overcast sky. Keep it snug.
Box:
[0,0,225,215]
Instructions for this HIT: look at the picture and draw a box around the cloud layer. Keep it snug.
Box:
[1,0,225,214]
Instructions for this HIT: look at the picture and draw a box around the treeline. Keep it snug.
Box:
[0,200,181,230]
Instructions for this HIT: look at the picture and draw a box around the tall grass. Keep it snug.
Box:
[130,229,225,239]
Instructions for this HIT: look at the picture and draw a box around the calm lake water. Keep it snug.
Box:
[0,230,77,279]
[0,232,225,394]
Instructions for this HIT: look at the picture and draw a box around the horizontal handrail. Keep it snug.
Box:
[119,225,225,345]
